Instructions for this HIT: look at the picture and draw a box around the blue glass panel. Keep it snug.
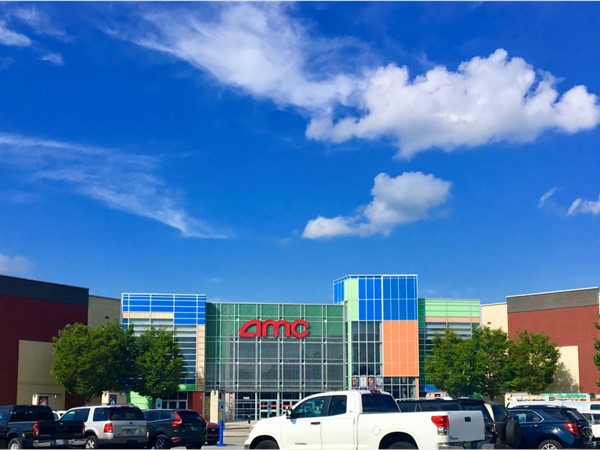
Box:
[383,300,392,320]
[130,305,152,312]
[407,277,417,300]
[366,278,374,299]
[391,278,399,300]
[391,299,399,320]
[368,299,375,321]
[151,305,175,312]
[383,278,391,300]
[374,299,382,320]
[359,298,366,320]
[407,299,417,320]
[359,278,366,300]
[398,277,408,301]
[374,278,382,300]
[174,318,197,325]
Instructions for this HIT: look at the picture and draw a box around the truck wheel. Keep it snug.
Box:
[255,439,279,449]
[85,435,100,448]
[538,440,563,450]
[388,443,417,449]
[8,437,23,449]
[154,434,171,449]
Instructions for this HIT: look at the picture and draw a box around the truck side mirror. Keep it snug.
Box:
[285,408,292,419]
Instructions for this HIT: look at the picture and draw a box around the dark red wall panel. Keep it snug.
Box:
[0,295,88,404]
[509,305,600,394]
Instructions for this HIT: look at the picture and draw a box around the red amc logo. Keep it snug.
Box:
[239,319,310,339]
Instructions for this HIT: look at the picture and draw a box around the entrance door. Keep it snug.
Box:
[259,400,277,418]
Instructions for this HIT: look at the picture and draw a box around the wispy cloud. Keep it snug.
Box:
[41,52,63,66]
[121,4,599,157]
[303,172,452,239]
[0,20,32,47]
[0,133,231,239]
[538,187,560,209]
[568,195,600,216]
[0,252,32,275]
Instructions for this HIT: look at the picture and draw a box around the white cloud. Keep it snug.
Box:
[0,253,32,275]
[568,196,600,216]
[41,52,63,66]
[123,5,599,156]
[303,172,451,239]
[538,187,559,209]
[0,20,32,47]
[0,133,231,239]
[307,50,600,157]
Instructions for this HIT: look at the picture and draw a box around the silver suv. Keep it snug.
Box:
[61,404,148,448]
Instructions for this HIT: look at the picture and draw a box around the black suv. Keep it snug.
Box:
[508,405,592,449]
[143,409,207,449]
[397,397,520,448]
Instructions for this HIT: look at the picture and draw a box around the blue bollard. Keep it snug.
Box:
[216,418,225,446]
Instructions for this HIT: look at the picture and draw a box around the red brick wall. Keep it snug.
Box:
[0,295,88,404]
[508,305,600,394]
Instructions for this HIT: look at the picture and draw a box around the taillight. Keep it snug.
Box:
[564,422,579,435]
[103,422,113,433]
[33,422,40,438]
[431,415,449,435]
[171,412,182,428]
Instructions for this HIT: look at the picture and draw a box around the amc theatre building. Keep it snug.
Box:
[123,274,426,420]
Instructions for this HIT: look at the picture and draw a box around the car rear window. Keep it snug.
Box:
[109,407,145,421]
[361,393,399,413]
[177,411,204,424]
[543,408,571,421]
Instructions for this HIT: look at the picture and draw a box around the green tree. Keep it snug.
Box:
[425,329,477,397]
[506,331,559,393]
[51,321,136,403]
[471,326,512,401]
[593,316,600,389]
[132,327,184,406]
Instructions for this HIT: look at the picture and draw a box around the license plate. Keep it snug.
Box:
[123,429,136,436]
[54,439,65,446]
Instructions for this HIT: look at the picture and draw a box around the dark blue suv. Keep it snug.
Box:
[508,405,593,449]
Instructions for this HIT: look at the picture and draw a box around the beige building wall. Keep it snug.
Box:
[88,295,121,329]
[17,340,65,409]
[481,302,508,332]
[547,345,580,392]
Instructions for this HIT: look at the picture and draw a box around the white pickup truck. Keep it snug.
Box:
[244,390,490,449]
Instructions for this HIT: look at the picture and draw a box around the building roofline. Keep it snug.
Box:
[507,287,599,299]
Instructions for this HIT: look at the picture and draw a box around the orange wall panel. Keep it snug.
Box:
[383,321,419,376]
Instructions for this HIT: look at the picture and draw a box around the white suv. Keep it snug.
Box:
[61,404,148,448]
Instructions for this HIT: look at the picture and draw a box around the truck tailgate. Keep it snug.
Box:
[447,410,486,443]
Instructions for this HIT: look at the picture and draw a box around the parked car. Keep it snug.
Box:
[579,410,600,446]
[508,404,593,449]
[61,404,148,448]
[0,404,85,449]
[143,409,206,449]
[202,418,219,446]
[396,397,520,448]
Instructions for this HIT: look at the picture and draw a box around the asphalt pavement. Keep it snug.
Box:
[201,420,254,450]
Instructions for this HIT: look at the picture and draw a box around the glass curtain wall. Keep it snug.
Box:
[205,303,345,420]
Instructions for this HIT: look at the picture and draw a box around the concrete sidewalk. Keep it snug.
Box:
[204,420,256,449]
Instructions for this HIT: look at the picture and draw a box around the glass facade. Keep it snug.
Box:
[119,278,482,418]
[204,302,345,420]
[334,275,419,399]
[121,293,207,387]
[418,298,480,393]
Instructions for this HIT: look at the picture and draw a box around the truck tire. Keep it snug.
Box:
[85,435,100,448]
[388,443,417,449]
[255,439,279,449]
[154,434,171,449]
[538,440,563,450]
[7,437,23,450]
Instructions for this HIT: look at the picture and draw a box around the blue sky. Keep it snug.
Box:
[1,2,600,305]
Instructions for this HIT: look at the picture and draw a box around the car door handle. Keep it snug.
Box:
[311,422,320,425]
[464,417,471,422]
